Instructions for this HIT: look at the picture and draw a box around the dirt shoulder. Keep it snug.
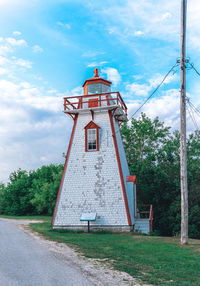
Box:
[1,218,152,286]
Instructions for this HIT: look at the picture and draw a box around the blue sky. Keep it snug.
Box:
[0,0,200,182]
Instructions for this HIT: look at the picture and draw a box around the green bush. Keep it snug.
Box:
[0,164,63,216]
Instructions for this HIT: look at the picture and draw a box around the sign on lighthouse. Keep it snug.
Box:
[52,68,138,231]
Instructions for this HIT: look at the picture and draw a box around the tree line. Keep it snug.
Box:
[121,113,200,238]
[0,164,63,216]
[0,113,199,238]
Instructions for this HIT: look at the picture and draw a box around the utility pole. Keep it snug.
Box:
[180,0,188,245]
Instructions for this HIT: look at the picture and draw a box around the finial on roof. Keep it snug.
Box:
[94,67,99,77]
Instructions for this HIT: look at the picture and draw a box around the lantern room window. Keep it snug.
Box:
[87,83,111,95]
[84,121,100,152]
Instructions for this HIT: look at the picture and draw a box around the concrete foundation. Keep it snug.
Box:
[53,225,134,233]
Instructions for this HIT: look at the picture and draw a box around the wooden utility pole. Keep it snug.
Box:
[180,0,188,245]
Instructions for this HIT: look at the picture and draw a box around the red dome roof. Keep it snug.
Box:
[82,68,112,87]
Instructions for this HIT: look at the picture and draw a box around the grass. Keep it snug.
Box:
[0,215,51,221]
[30,222,200,286]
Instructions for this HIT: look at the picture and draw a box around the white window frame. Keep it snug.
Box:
[87,128,97,151]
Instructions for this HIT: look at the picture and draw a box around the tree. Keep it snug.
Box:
[30,164,63,215]
[1,169,34,215]
[121,114,200,238]
[0,164,63,216]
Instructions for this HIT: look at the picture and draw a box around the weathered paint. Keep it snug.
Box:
[51,114,78,226]
[53,111,130,228]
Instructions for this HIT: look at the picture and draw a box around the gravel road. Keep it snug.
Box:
[0,219,94,286]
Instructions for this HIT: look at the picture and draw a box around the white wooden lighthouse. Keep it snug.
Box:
[52,68,152,232]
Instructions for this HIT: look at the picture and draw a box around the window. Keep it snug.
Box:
[84,121,100,152]
[87,83,111,95]
[87,129,97,150]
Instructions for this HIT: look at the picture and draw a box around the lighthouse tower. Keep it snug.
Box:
[52,68,138,231]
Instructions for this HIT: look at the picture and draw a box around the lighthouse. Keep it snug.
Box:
[52,68,149,232]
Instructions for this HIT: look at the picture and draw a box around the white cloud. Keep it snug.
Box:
[32,45,43,53]
[127,89,180,129]
[87,61,108,68]
[0,32,80,182]
[0,78,72,182]
[6,37,27,47]
[0,55,9,65]
[40,156,48,163]
[57,21,71,29]
[13,31,22,36]
[0,44,13,56]
[82,51,105,58]
[161,12,172,21]
[0,67,7,75]
[187,0,200,51]
[126,72,178,97]
[126,82,151,96]
[48,89,58,94]
[107,27,117,34]
[14,58,32,69]
[134,30,144,36]
[127,86,200,133]
[102,67,121,86]
[65,86,82,97]
[0,36,27,56]
[143,90,179,121]
[132,75,143,80]
[0,0,27,6]
[91,1,180,42]
[149,73,178,88]
[0,36,34,79]
[90,0,200,54]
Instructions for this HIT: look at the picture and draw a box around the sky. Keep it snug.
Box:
[0,0,200,182]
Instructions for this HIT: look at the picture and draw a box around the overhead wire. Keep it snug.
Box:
[186,97,200,118]
[188,62,200,77]
[120,60,200,131]
[128,62,179,121]
[186,97,200,131]
[188,101,200,117]
[186,104,199,131]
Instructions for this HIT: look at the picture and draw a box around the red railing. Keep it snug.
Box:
[63,92,127,116]
[137,204,153,232]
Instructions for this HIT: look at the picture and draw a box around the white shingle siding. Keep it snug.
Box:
[54,110,133,228]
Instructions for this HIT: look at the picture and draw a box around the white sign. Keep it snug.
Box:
[80,213,96,221]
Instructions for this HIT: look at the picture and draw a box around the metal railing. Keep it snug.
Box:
[63,92,127,116]
[137,204,153,232]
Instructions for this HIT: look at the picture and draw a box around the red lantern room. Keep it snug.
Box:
[82,68,112,95]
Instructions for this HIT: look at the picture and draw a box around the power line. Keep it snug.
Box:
[190,107,199,130]
[186,97,200,131]
[188,62,200,77]
[186,103,199,131]
[186,97,200,118]
[128,62,179,121]
[189,101,200,117]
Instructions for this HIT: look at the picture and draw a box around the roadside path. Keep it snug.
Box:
[0,219,94,286]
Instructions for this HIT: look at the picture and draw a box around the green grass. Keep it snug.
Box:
[30,222,200,286]
[0,215,51,221]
